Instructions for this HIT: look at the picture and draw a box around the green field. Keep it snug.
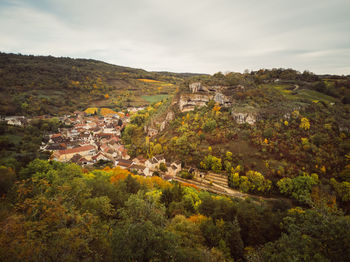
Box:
[141,94,170,103]
[269,84,338,103]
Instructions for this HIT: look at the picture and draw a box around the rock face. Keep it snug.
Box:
[231,106,258,125]
[214,93,231,106]
[232,112,257,125]
[179,94,213,112]
[165,111,175,122]
[145,110,176,136]
[180,82,233,112]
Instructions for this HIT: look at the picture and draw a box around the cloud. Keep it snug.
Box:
[0,0,349,74]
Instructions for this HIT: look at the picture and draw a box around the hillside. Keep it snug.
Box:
[0,52,203,116]
[123,69,350,210]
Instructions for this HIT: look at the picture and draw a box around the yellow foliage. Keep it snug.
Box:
[321,166,326,173]
[299,117,310,130]
[284,120,289,126]
[324,123,332,130]
[82,173,95,180]
[292,110,300,119]
[264,138,269,144]
[301,138,309,145]
[71,80,80,86]
[288,207,305,215]
[154,102,162,108]
[84,107,98,114]
[100,108,117,116]
[137,79,161,83]
[265,160,269,168]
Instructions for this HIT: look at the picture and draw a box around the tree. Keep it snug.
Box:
[277,173,319,203]
[111,193,177,261]
[262,206,350,262]
[300,117,310,130]
[153,143,163,155]
[159,162,167,172]
[330,178,350,202]
[0,166,15,196]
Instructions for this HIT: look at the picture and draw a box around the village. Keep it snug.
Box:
[2,111,236,194]
[1,109,183,181]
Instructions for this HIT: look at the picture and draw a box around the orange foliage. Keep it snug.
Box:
[110,167,133,184]
[150,176,172,189]
[104,94,109,99]
[212,103,221,112]
[103,166,111,171]
[134,176,172,190]
[181,182,199,190]
[188,214,208,224]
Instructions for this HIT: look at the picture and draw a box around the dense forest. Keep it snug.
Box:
[0,53,350,261]
[1,159,349,261]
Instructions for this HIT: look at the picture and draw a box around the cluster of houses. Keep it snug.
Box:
[38,110,182,180]
[116,155,182,181]
[40,110,129,165]
[2,108,182,180]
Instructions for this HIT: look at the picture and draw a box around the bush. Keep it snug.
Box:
[263,128,274,138]
[203,119,217,132]
[179,170,194,179]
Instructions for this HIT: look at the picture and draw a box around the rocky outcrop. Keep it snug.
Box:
[145,109,176,136]
[184,82,232,112]
[232,112,257,125]
[165,111,175,122]
[179,94,213,112]
[189,82,228,94]
[214,93,231,106]
[231,106,258,125]
[189,82,207,93]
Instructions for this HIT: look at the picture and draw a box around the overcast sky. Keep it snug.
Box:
[0,0,349,74]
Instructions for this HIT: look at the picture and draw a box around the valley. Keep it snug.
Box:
[0,53,349,262]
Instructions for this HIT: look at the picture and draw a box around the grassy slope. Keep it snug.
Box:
[0,52,189,116]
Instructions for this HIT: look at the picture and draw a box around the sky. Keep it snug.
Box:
[0,0,349,75]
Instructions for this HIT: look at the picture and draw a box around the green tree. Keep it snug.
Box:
[277,174,319,203]
[262,206,350,262]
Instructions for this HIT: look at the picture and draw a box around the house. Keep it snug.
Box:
[70,154,83,163]
[4,116,27,126]
[166,162,182,177]
[53,144,96,162]
[145,155,166,170]
[78,157,92,166]
[132,156,147,166]
[115,159,134,169]
[92,152,111,162]
[129,163,146,175]
[51,133,64,143]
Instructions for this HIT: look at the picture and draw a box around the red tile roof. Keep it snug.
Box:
[58,145,95,155]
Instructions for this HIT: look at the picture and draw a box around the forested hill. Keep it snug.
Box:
[0,52,202,116]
